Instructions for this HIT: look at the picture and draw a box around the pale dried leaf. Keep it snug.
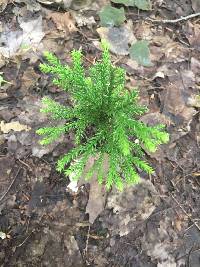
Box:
[86,178,106,224]
[0,16,44,58]
[97,20,136,55]
[0,121,31,134]
[19,15,45,45]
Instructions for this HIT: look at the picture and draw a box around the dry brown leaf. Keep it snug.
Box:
[100,179,159,236]
[191,57,200,74]
[77,154,109,224]
[21,67,40,94]
[48,12,77,33]
[0,120,31,133]
[86,178,106,224]
[186,22,200,51]
[97,20,136,55]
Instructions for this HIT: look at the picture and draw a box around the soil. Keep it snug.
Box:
[0,0,200,266]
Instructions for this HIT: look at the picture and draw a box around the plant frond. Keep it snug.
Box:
[37,41,169,190]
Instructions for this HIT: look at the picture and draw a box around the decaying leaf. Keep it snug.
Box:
[99,5,126,27]
[97,20,136,55]
[48,12,77,33]
[0,0,9,13]
[112,0,151,10]
[187,95,200,108]
[71,11,96,28]
[191,0,200,12]
[0,121,31,134]
[76,155,108,224]
[20,67,40,95]
[129,40,152,67]
[37,0,73,9]
[19,15,45,45]
[100,179,159,236]
[0,16,45,58]
[71,0,93,10]
[86,178,106,224]
[14,0,41,12]
[186,22,200,52]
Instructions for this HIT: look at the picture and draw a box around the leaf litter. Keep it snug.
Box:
[0,15,45,58]
[1,0,200,266]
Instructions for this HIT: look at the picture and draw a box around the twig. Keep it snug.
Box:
[16,229,35,248]
[83,224,91,264]
[0,168,21,203]
[170,193,200,232]
[147,12,200,23]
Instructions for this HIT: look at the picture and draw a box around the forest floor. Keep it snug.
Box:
[0,0,200,266]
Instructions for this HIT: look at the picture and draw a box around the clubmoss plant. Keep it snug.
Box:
[37,41,169,191]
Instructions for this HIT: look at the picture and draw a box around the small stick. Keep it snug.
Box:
[83,224,91,263]
[0,168,21,203]
[147,12,200,23]
[16,229,35,247]
[170,193,200,232]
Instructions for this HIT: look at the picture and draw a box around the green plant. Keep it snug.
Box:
[0,73,12,86]
[37,42,169,190]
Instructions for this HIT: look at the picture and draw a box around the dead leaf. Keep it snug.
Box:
[19,15,45,46]
[0,120,31,133]
[191,0,200,12]
[187,95,200,108]
[97,20,136,55]
[140,112,170,161]
[141,112,171,127]
[75,154,109,224]
[71,0,92,10]
[160,71,197,142]
[0,0,9,13]
[186,22,200,51]
[151,34,188,63]
[71,12,96,28]
[191,57,200,74]
[14,0,41,12]
[100,179,159,236]
[37,0,72,9]
[0,16,44,58]
[48,12,77,33]
[21,67,40,95]
[86,178,106,224]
